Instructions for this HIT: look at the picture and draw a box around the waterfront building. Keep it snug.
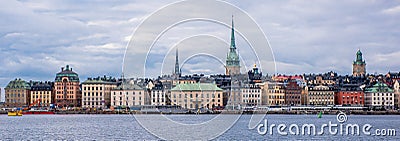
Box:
[301,86,309,105]
[335,84,364,106]
[241,83,262,106]
[170,83,223,109]
[308,85,335,105]
[394,80,399,109]
[365,82,395,110]
[263,82,285,106]
[4,78,31,107]
[148,80,166,106]
[285,79,302,106]
[81,76,117,109]
[30,81,54,107]
[225,17,240,75]
[54,65,81,108]
[111,80,146,107]
[352,49,366,77]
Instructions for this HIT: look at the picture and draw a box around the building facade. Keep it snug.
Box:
[264,82,285,106]
[365,82,395,110]
[335,84,364,106]
[285,79,302,106]
[111,81,146,107]
[82,76,117,109]
[241,83,262,106]
[225,18,240,75]
[30,81,54,107]
[148,80,166,106]
[352,49,366,77]
[170,83,223,109]
[5,78,31,107]
[308,85,335,105]
[54,65,81,108]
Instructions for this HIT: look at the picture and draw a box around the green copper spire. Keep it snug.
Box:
[354,49,365,65]
[230,15,236,50]
[226,15,240,67]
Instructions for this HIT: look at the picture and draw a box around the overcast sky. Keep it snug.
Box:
[1,0,400,101]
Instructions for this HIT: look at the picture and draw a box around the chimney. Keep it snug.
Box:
[61,67,64,71]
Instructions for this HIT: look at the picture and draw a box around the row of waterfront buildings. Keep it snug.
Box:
[1,18,399,111]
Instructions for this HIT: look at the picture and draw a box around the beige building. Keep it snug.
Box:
[170,83,223,109]
[5,78,31,107]
[365,82,395,110]
[308,85,335,105]
[82,76,117,109]
[262,82,285,106]
[111,81,147,107]
[54,65,81,108]
[394,80,400,109]
[30,81,54,107]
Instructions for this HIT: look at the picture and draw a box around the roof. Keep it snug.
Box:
[82,76,117,84]
[55,65,79,82]
[171,83,223,91]
[5,78,31,89]
[365,82,394,93]
[113,82,143,90]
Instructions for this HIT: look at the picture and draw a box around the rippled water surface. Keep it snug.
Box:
[1,114,399,140]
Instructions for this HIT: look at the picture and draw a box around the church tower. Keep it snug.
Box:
[352,49,366,77]
[225,16,240,75]
[174,48,181,77]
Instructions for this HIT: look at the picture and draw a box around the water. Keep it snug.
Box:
[0,114,399,140]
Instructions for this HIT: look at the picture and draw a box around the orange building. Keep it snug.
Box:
[54,65,81,108]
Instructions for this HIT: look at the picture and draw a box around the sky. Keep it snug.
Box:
[1,0,400,101]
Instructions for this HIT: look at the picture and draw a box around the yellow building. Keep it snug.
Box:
[262,82,285,106]
[171,83,223,109]
[30,81,54,107]
[308,85,335,105]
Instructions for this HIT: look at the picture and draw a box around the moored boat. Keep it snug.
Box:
[22,109,55,115]
[8,110,23,116]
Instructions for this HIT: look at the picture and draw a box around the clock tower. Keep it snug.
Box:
[352,49,366,77]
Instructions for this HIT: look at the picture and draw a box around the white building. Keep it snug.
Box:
[241,83,262,106]
[365,82,395,110]
[81,76,117,109]
[111,81,147,107]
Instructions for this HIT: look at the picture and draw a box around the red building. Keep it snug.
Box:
[335,84,364,106]
[285,79,302,106]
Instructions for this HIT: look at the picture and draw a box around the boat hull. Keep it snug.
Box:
[22,111,55,115]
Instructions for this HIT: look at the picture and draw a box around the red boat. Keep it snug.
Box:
[22,109,55,115]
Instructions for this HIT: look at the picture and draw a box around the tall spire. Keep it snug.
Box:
[230,15,236,50]
[174,48,180,76]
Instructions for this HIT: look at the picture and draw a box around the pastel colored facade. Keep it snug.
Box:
[308,85,335,105]
[301,86,309,105]
[170,83,223,109]
[352,49,366,77]
[365,82,395,110]
[335,84,364,106]
[264,82,285,106]
[394,80,400,109]
[54,65,81,108]
[82,76,117,108]
[285,79,302,106]
[148,80,166,106]
[30,81,54,107]
[241,84,262,106]
[5,78,31,107]
[111,81,146,107]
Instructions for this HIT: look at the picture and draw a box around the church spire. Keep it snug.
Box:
[174,48,180,76]
[230,15,236,50]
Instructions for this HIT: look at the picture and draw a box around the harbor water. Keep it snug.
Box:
[0,114,399,140]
